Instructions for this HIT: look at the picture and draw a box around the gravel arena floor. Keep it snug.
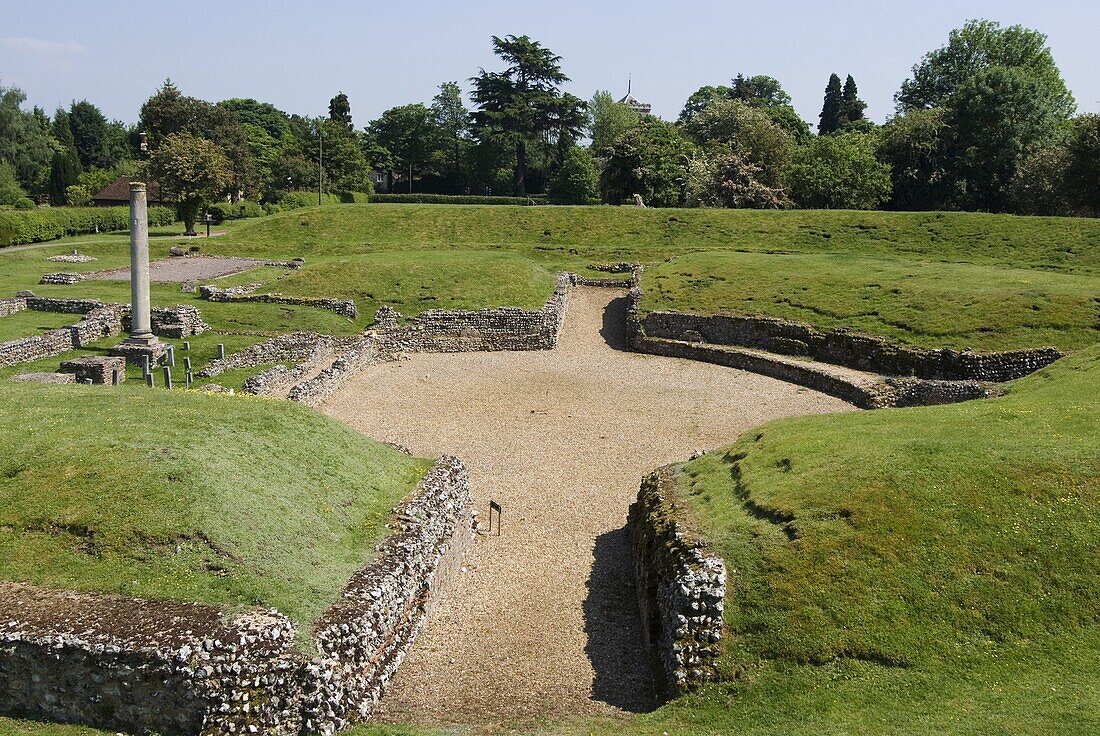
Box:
[323,287,855,728]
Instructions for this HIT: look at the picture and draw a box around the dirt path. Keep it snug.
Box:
[322,288,854,727]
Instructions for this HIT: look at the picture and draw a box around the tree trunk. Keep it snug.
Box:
[515,140,527,196]
[179,199,199,236]
[409,161,414,194]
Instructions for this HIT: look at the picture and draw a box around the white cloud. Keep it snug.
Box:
[2,37,85,71]
[2,37,85,55]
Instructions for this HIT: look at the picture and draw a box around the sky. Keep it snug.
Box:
[2,0,1098,129]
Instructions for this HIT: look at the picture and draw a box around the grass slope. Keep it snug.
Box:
[642,251,1100,352]
[585,347,1097,736]
[212,205,1100,274]
[0,382,430,632]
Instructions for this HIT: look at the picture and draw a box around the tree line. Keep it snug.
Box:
[0,20,1096,221]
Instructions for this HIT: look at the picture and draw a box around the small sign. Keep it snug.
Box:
[488,500,502,536]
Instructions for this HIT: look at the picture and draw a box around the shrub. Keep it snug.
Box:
[335,190,372,204]
[207,200,265,223]
[548,147,600,204]
[0,206,176,247]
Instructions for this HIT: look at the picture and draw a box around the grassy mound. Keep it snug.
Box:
[215,205,1100,274]
[607,348,1098,735]
[239,250,558,324]
[0,383,430,631]
[641,251,1100,352]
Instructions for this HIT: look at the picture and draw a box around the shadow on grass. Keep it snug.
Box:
[583,526,659,713]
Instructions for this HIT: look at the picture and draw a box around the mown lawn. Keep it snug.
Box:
[0,310,79,343]
[206,204,1100,275]
[641,251,1100,352]
[0,382,431,637]
[3,206,1098,349]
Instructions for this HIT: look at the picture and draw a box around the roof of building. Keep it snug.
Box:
[618,81,653,114]
[91,177,170,204]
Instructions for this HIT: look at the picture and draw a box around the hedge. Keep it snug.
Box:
[0,206,176,247]
[368,193,542,205]
[208,200,265,223]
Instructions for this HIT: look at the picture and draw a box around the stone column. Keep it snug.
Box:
[110,183,163,365]
[129,183,154,342]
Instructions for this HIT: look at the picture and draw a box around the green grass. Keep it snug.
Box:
[559,347,1098,736]
[0,382,431,635]
[0,310,80,342]
[0,718,117,736]
[641,251,1100,352]
[209,204,1100,275]
[4,206,1098,351]
[248,251,556,326]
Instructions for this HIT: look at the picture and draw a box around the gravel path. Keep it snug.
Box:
[91,255,263,282]
[323,288,854,727]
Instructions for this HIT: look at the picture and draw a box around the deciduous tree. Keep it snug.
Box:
[368,105,438,193]
[549,146,598,204]
[786,132,891,209]
[149,132,231,235]
[600,117,691,206]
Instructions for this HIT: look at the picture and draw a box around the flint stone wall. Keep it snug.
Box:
[122,305,210,339]
[199,285,358,320]
[0,308,123,368]
[26,297,105,314]
[373,273,570,353]
[624,269,1011,408]
[39,273,85,285]
[288,338,385,407]
[59,356,126,384]
[640,310,1061,382]
[0,300,209,368]
[629,466,726,696]
[0,297,27,317]
[0,456,474,736]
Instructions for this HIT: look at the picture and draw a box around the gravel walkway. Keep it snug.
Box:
[322,288,854,727]
[90,255,263,282]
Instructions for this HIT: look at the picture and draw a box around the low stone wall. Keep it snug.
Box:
[629,466,726,696]
[288,338,385,407]
[199,285,358,320]
[25,296,105,314]
[59,356,126,384]
[625,268,1025,408]
[373,273,570,353]
[640,310,1061,382]
[0,584,304,735]
[122,305,210,339]
[0,299,209,368]
[302,456,474,733]
[39,272,85,285]
[0,456,474,736]
[0,307,123,368]
[0,297,27,317]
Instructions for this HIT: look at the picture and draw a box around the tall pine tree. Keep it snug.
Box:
[842,75,867,124]
[819,73,844,134]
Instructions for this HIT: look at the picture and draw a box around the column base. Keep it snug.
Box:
[109,337,165,366]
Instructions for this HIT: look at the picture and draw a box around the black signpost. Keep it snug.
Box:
[488,500,502,536]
